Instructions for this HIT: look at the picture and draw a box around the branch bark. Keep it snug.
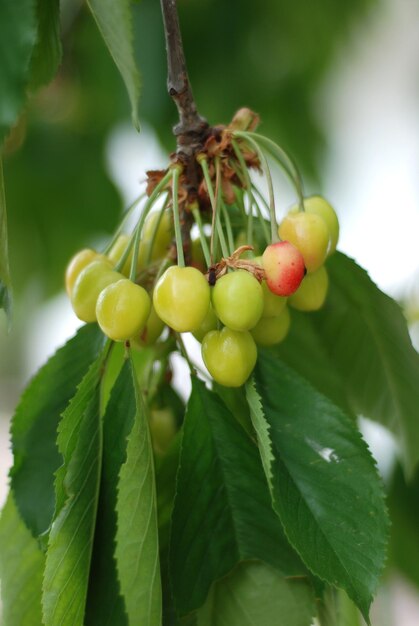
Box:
[160,0,209,157]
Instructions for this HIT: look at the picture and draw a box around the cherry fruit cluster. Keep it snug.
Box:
[65,109,339,389]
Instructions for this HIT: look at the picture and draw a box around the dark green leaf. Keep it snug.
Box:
[388,465,419,589]
[313,252,419,475]
[42,352,105,625]
[274,309,354,419]
[0,0,37,143]
[114,355,162,625]
[0,159,11,321]
[252,352,389,622]
[86,0,140,129]
[30,0,62,88]
[170,377,306,616]
[10,324,104,538]
[85,361,136,626]
[197,561,315,626]
[0,494,44,626]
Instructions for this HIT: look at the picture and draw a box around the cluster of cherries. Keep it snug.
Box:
[65,194,338,388]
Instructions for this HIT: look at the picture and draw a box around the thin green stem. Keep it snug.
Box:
[233,131,278,243]
[231,139,256,246]
[191,206,211,267]
[171,166,185,267]
[199,157,229,259]
[103,191,146,255]
[220,200,234,254]
[125,170,172,280]
[240,130,305,211]
[145,192,170,265]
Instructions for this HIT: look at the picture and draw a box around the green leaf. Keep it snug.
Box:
[0,158,11,321]
[170,377,307,616]
[253,351,389,622]
[85,361,136,626]
[86,0,140,129]
[10,324,104,538]
[115,355,162,625]
[29,0,62,88]
[42,351,106,626]
[313,252,419,475]
[0,0,37,143]
[0,494,44,626]
[197,561,315,626]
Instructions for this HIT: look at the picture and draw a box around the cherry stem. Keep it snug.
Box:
[199,157,229,259]
[171,166,185,267]
[231,139,256,247]
[175,332,196,375]
[145,192,170,266]
[220,200,234,255]
[233,131,279,244]
[191,206,211,267]
[103,191,146,256]
[241,131,305,212]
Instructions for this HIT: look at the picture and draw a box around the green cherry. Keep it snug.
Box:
[70,259,122,322]
[278,211,329,272]
[251,307,291,346]
[153,265,210,333]
[202,327,257,387]
[289,265,329,311]
[212,270,263,331]
[96,278,151,341]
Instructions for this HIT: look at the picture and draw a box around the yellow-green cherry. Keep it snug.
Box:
[96,278,151,341]
[70,259,122,322]
[289,265,329,311]
[251,307,291,346]
[278,211,329,272]
[201,327,257,387]
[153,266,210,332]
[212,270,263,331]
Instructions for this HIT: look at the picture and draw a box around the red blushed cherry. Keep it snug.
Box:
[262,241,306,297]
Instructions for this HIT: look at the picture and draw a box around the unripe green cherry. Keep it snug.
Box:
[212,270,263,331]
[202,327,257,387]
[71,259,122,322]
[278,211,329,272]
[192,305,218,343]
[135,304,165,347]
[65,248,101,296]
[153,266,210,332]
[107,234,132,276]
[96,279,151,341]
[289,265,329,311]
[251,307,290,346]
[303,196,339,255]
[252,256,287,317]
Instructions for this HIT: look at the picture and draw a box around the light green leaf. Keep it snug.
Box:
[253,351,389,623]
[313,252,419,475]
[30,0,62,88]
[0,494,44,626]
[85,361,136,626]
[42,352,105,626]
[0,159,11,321]
[197,561,315,626]
[170,377,307,616]
[0,0,37,143]
[10,324,104,538]
[115,355,162,625]
[86,0,140,129]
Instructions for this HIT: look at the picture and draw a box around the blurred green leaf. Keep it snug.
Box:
[197,561,315,626]
[42,352,105,626]
[313,253,419,476]
[0,158,12,320]
[170,377,306,616]
[252,352,389,623]
[10,324,104,538]
[0,494,44,626]
[29,0,62,88]
[115,356,162,626]
[0,0,37,144]
[87,0,141,130]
